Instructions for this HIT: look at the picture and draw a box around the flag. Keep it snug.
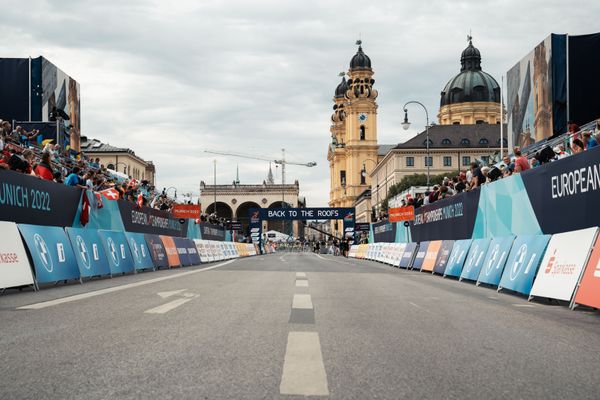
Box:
[100,188,120,200]
[137,193,144,209]
[94,192,104,209]
[80,191,91,226]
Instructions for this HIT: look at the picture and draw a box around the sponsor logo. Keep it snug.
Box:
[130,238,141,263]
[485,244,500,275]
[0,252,19,263]
[593,257,600,278]
[544,249,576,275]
[465,244,479,272]
[510,244,528,281]
[33,233,53,273]
[76,235,91,270]
[107,237,120,266]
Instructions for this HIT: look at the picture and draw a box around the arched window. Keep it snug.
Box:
[479,138,489,145]
[497,138,508,146]
[476,120,485,124]
[423,138,433,146]
[460,138,470,146]
[453,121,461,125]
[441,138,452,145]
[107,163,115,170]
[360,125,366,140]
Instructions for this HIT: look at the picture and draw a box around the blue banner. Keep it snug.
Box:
[65,227,111,278]
[184,239,201,265]
[460,238,491,282]
[258,207,355,221]
[444,239,473,278]
[144,234,169,268]
[18,224,80,284]
[411,241,429,271]
[124,232,154,271]
[433,240,455,275]
[499,235,551,296]
[477,236,516,287]
[399,242,417,269]
[172,237,193,266]
[97,230,135,274]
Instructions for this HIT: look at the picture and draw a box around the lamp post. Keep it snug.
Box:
[213,159,217,217]
[402,101,430,190]
[165,186,177,199]
[115,162,128,175]
[361,158,378,221]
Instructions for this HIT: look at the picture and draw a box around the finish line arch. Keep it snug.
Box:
[248,207,356,248]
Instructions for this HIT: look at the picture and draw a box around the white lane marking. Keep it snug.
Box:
[158,289,188,299]
[18,260,236,310]
[408,301,434,314]
[280,332,329,396]
[296,272,306,278]
[292,294,313,310]
[487,296,499,300]
[280,255,288,263]
[513,304,536,307]
[314,253,327,260]
[144,298,191,314]
[295,280,309,287]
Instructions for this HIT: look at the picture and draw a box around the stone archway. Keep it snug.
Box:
[205,202,233,221]
[267,201,291,234]
[235,201,261,235]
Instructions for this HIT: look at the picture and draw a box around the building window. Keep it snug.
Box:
[462,156,471,166]
[107,163,115,170]
[479,138,489,145]
[497,138,508,146]
[423,138,433,147]
[460,138,470,146]
[476,120,485,124]
[453,121,461,125]
[360,170,366,185]
[340,170,346,187]
[443,156,452,167]
[441,138,452,145]
[425,156,433,167]
[360,125,366,140]
[406,157,414,167]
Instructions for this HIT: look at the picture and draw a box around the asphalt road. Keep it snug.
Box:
[1,252,600,399]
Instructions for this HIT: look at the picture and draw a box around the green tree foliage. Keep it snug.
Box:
[381,171,458,211]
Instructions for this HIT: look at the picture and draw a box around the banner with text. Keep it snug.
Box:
[0,221,34,289]
[65,227,111,278]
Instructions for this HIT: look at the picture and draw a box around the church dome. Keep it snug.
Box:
[350,40,371,70]
[440,39,500,107]
[335,76,348,98]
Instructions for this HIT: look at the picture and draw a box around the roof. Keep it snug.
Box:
[80,137,131,153]
[378,144,395,156]
[396,124,506,149]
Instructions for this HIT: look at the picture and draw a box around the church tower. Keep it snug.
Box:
[328,41,379,234]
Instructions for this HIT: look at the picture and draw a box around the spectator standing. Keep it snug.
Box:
[65,166,83,187]
[34,152,54,181]
[513,147,530,173]
[469,162,485,189]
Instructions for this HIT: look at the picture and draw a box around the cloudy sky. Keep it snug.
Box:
[1,0,598,206]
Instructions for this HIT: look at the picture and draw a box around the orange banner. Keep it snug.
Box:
[159,235,181,268]
[421,240,442,272]
[172,204,201,219]
[573,235,600,309]
[389,206,415,222]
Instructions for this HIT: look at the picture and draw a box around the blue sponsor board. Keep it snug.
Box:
[184,239,201,265]
[412,241,429,271]
[18,224,80,284]
[97,230,135,274]
[460,238,491,282]
[173,237,193,266]
[477,236,515,287]
[444,239,472,278]
[433,240,455,275]
[65,227,111,278]
[124,232,154,271]
[399,242,417,269]
[499,235,551,296]
[144,234,169,268]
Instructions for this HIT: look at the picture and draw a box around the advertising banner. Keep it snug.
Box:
[184,239,201,265]
[373,220,397,243]
[389,206,415,223]
[0,169,81,227]
[355,223,370,232]
[412,242,429,271]
[392,243,407,267]
[573,235,600,309]
[118,200,187,237]
[258,207,355,221]
[421,240,443,272]
[411,189,480,242]
[460,238,491,282]
[0,221,35,289]
[124,232,154,271]
[18,224,80,284]
[477,236,516,287]
[498,235,551,295]
[159,235,181,267]
[530,227,598,301]
[145,234,169,268]
[172,237,192,266]
[65,227,111,278]
[399,243,418,269]
[97,230,135,275]
[432,240,455,275]
[199,223,226,241]
[444,239,472,278]
[172,204,201,219]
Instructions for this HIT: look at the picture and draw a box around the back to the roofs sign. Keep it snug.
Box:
[414,202,464,225]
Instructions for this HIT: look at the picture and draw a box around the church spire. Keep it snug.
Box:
[267,162,274,184]
[235,164,240,184]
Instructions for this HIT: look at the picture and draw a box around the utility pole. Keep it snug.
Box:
[213,159,217,217]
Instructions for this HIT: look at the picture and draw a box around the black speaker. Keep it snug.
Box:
[535,145,555,164]
[488,167,502,181]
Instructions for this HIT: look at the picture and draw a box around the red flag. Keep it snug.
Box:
[137,193,144,209]
[80,191,91,226]
[100,188,120,200]
[94,192,104,209]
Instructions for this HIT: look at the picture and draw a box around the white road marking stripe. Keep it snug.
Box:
[295,280,309,287]
[314,253,327,260]
[280,332,329,396]
[512,304,536,307]
[17,260,236,310]
[144,298,192,314]
[292,294,313,309]
[296,272,306,278]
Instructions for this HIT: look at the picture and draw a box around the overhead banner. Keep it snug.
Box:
[145,234,169,268]
[0,221,35,289]
[411,189,480,242]
[421,240,443,272]
[573,235,600,309]
[530,227,598,302]
[258,207,355,221]
[498,235,551,296]
[477,236,515,287]
[117,200,187,237]
[0,169,81,227]
[65,227,111,278]
[399,242,417,269]
[97,230,135,275]
[18,224,80,284]
[172,204,201,219]
[460,238,491,282]
[412,242,429,271]
[444,239,472,278]
[433,240,455,275]
[372,220,397,243]
[124,232,154,271]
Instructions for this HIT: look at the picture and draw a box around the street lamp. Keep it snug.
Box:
[165,186,177,199]
[361,158,379,220]
[402,101,430,190]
